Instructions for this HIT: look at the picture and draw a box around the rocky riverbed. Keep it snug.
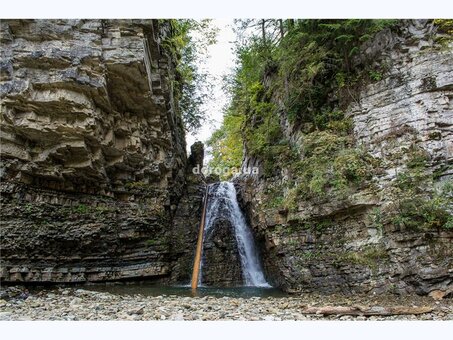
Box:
[0,286,451,321]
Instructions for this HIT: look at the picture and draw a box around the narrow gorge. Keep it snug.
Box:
[0,19,452,301]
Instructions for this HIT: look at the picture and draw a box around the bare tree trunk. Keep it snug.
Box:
[279,19,284,39]
[299,305,434,316]
[261,19,266,44]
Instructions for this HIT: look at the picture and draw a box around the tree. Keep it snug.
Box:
[164,20,218,132]
[207,19,398,179]
[206,110,244,180]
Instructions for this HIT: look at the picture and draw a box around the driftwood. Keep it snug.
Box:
[299,305,434,316]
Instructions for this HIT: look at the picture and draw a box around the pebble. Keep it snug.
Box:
[0,286,451,321]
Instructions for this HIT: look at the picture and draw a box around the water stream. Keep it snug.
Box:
[84,284,283,298]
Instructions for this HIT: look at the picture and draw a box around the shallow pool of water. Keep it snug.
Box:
[83,283,287,298]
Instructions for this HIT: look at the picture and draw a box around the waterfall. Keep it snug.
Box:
[198,181,270,287]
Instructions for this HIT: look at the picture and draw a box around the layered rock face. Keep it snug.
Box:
[349,21,452,183]
[0,19,186,194]
[0,20,201,283]
[201,218,243,287]
[237,20,453,295]
[171,142,206,282]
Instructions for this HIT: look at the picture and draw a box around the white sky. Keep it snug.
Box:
[185,19,236,155]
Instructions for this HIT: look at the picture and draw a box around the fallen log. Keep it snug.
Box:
[299,305,434,316]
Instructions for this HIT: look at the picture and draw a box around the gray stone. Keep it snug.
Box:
[0,20,201,284]
[234,20,453,295]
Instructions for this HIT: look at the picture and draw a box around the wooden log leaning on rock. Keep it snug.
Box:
[299,305,434,316]
[191,185,209,290]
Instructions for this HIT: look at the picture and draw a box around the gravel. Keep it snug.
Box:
[0,286,451,321]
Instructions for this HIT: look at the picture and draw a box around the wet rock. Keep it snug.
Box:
[202,217,243,286]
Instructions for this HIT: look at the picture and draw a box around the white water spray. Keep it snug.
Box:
[199,182,270,287]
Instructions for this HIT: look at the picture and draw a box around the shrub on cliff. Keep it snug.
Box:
[208,19,397,180]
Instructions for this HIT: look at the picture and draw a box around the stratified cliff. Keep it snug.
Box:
[0,20,202,283]
[236,20,453,295]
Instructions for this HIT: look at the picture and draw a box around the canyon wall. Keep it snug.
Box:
[0,20,203,283]
[237,20,453,295]
[1,19,451,294]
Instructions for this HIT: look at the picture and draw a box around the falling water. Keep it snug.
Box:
[198,181,270,287]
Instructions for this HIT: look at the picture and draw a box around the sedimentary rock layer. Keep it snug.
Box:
[0,19,201,283]
[0,19,186,195]
[237,20,453,295]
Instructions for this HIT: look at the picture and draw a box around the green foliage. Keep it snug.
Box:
[433,19,453,46]
[395,169,427,193]
[336,246,388,268]
[301,251,322,261]
[162,20,218,132]
[391,149,452,232]
[369,70,383,81]
[263,186,285,209]
[445,217,453,230]
[125,181,150,189]
[24,203,33,213]
[145,239,160,246]
[434,19,453,35]
[369,208,384,233]
[243,83,280,156]
[209,19,397,183]
[207,39,280,178]
[392,145,431,198]
[406,145,430,169]
[207,110,244,180]
[271,19,397,125]
[392,196,452,231]
[74,204,89,214]
[284,131,376,206]
[312,219,334,232]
